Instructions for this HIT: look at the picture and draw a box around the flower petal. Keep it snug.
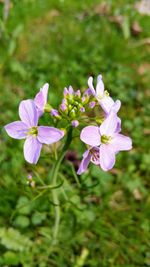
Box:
[41,83,49,104]
[19,100,38,127]
[99,96,114,114]
[111,134,132,152]
[24,136,42,164]
[80,126,101,146]
[90,147,100,165]
[37,126,64,145]
[96,75,104,96]
[77,149,91,175]
[100,111,119,136]
[4,121,28,139]
[110,100,121,114]
[100,144,116,171]
[88,76,96,96]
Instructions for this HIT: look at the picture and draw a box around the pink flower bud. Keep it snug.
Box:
[89,101,96,108]
[71,120,79,128]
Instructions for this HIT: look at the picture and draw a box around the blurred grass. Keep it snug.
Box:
[0,0,150,266]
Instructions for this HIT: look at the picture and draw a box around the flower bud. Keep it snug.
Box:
[80,107,85,113]
[89,101,96,108]
[71,120,79,128]
[60,103,67,112]
[50,109,61,119]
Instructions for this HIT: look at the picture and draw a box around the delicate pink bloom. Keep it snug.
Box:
[88,75,121,115]
[4,100,64,164]
[77,147,100,175]
[71,120,79,128]
[34,83,49,117]
[79,112,132,172]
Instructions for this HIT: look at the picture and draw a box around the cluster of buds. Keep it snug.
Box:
[27,174,36,188]
[58,86,90,127]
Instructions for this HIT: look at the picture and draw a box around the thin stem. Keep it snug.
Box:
[51,126,73,244]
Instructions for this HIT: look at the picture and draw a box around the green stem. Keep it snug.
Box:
[51,126,73,243]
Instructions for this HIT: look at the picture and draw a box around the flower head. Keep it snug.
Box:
[88,75,121,115]
[5,100,64,164]
[79,112,132,172]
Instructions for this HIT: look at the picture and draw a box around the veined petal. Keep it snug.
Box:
[88,76,96,96]
[24,136,42,164]
[80,126,101,146]
[100,144,116,171]
[77,149,91,175]
[19,100,38,127]
[96,75,104,96]
[100,111,119,136]
[111,134,132,152]
[4,121,28,139]
[99,96,114,114]
[37,126,64,145]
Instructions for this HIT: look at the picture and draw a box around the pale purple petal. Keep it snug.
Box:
[34,83,49,112]
[100,112,118,136]
[37,126,64,145]
[99,96,114,114]
[77,149,92,175]
[41,83,49,104]
[80,107,85,112]
[4,121,28,139]
[110,100,121,114]
[80,126,101,146]
[24,136,42,164]
[115,117,121,133]
[34,91,45,111]
[111,134,132,152]
[88,77,96,96]
[19,100,38,127]
[96,76,104,96]
[100,144,116,171]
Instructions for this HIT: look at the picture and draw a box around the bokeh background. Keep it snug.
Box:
[0,0,150,266]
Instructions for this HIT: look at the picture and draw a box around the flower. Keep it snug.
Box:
[77,147,100,175]
[4,99,64,164]
[34,83,49,116]
[88,75,121,115]
[79,112,132,172]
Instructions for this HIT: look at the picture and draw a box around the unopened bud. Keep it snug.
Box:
[71,120,79,128]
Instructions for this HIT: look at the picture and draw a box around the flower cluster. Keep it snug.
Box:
[4,74,132,174]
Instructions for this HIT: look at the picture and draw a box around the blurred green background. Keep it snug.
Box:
[0,0,150,266]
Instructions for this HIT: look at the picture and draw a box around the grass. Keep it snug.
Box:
[0,0,150,266]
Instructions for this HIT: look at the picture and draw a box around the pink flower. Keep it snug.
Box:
[4,100,64,164]
[34,83,49,117]
[88,75,121,115]
[78,112,132,172]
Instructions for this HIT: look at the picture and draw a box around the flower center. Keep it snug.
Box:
[28,126,38,136]
[101,135,111,144]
